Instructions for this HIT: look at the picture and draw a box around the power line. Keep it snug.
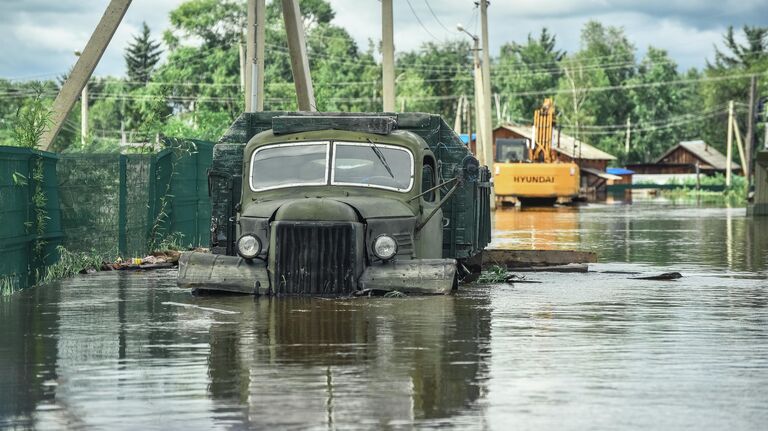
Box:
[561,110,728,136]
[423,0,453,35]
[404,0,441,42]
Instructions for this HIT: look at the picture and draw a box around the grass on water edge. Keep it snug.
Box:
[477,265,508,283]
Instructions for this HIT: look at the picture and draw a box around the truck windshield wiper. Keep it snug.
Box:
[366,138,395,179]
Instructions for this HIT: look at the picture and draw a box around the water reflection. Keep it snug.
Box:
[494,199,768,273]
[0,272,491,429]
[202,295,492,428]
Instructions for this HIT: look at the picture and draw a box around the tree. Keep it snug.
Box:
[125,22,163,84]
[577,21,637,154]
[626,47,684,162]
[396,41,473,118]
[712,26,768,70]
[495,28,564,123]
[555,52,609,147]
[702,26,768,155]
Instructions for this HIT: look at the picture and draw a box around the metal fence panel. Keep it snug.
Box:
[0,139,215,294]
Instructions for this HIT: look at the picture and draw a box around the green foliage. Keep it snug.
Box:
[125,22,163,84]
[156,231,187,252]
[38,246,108,285]
[0,275,15,296]
[477,265,508,283]
[10,86,50,148]
[496,28,564,122]
[397,41,473,117]
[625,48,685,163]
[556,52,610,141]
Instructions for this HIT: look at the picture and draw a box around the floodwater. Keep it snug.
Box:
[2,198,767,430]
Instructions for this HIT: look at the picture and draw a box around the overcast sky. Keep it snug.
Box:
[2,0,767,80]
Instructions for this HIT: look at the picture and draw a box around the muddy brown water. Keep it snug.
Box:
[2,199,767,430]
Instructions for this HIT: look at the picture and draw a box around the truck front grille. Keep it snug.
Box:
[273,222,358,295]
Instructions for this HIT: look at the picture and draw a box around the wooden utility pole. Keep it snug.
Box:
[38,0,132,150]
[625,117,631,154]
[81,83,88,147]
[239,42,246,92]
[454,95,464,134]
[282,0,316,111]
[381,0,395,112]
[479,0,495,208]
[465,95,472,153]
[471,37,485,166]
[246,0,266,112]
[726,100,734,187]
[733,114,748,174]
[746,75,757,180]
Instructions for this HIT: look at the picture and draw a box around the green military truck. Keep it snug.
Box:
[178,112,491,295]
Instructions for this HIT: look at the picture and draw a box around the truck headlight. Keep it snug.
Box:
[237,234,261,259]
[373,235,398,260]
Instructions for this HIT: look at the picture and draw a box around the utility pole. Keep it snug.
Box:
[38,0,132,150]
[726,100,734,187]
[471,37,485,166]
[625,117,631,154]
[733,113,748,174]
[239,42,246,92]
[465,96,472,154]
[454,95,464,134]
[246,0,265,112]
[81,82,88,147]
[282,0,316,111]
[746,75,757,181]
[479,0,495,209]
[381,0,395,112]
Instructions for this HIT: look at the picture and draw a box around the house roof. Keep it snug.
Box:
[581,167,622,180]
[655,140,740,170]
[606,167,634,175]
[458,133,476,144]
[495,124,617,161]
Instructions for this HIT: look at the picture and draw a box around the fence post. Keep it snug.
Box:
[146,153,157,251]
[118,154,127,257]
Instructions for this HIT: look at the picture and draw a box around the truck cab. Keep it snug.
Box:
[178,113,491,296]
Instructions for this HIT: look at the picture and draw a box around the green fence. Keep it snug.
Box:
[0,139,214,294]
[0,148,62,293]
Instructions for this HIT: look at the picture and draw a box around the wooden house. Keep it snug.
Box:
[627,140,741,175]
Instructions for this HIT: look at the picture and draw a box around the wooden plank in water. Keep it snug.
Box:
[508,263,589,273]
[470,249,597,270]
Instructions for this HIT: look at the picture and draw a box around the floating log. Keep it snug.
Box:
[508,263,589,273]
[631,272,683,281]
[468,249,597,271]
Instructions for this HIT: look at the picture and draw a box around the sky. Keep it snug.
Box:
[1,0,767,80]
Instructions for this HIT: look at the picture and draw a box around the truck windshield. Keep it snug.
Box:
[332,142,413,192]
[250,142,329,191]
[249,141,413,192]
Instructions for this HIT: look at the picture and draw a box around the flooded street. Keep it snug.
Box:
[2,199,767,430]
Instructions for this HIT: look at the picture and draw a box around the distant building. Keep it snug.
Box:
[627,140,741,175]
[606,167,634,185]
[491,125,619,200]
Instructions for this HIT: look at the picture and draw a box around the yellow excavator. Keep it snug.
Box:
[494,99,579,206]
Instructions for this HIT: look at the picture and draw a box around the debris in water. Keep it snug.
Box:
[631,272,683,281]
[161,301,240,315]
[505,274,542,284]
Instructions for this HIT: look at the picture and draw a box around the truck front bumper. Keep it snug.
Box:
[177,252,457,295]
